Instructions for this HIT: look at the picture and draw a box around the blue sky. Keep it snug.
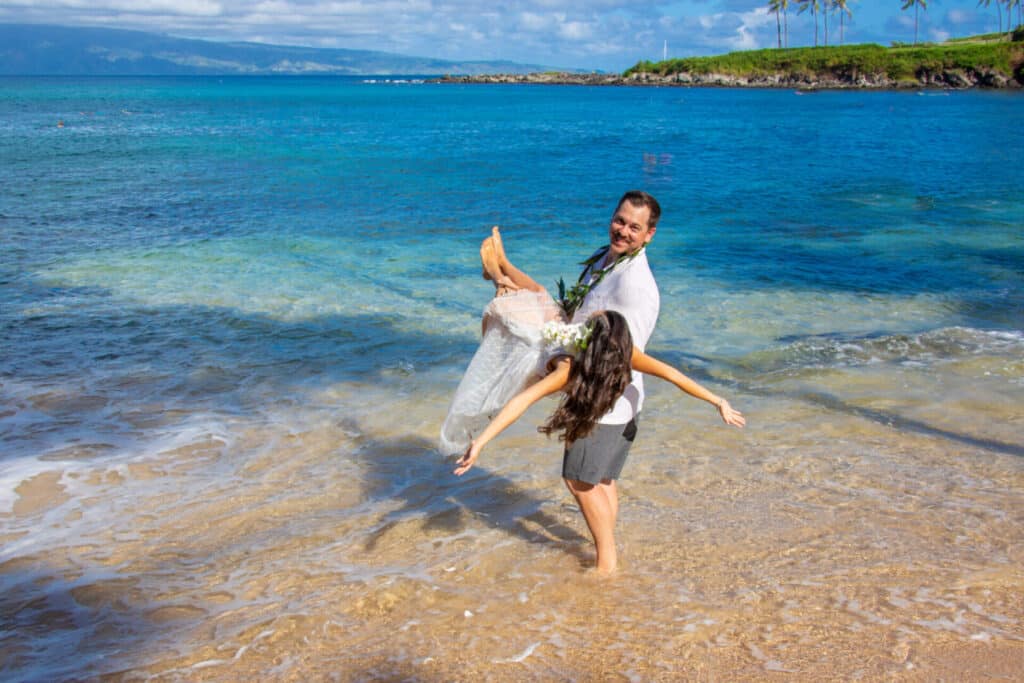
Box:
[0,1,1015,71]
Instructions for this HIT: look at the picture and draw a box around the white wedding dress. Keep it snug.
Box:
[439,289,566,456]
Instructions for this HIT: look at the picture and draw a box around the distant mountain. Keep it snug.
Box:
[0,24,559,76]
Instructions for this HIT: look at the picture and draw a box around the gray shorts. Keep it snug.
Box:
[562,419,638,485]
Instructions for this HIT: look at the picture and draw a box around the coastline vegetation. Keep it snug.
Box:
[624,31,1024,83]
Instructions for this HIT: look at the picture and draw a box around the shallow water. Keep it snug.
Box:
[1,77,1022,679]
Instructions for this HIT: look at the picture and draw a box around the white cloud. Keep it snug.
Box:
[449,21,485,42]
[731,7,773,49]
[518,11,548,32]
[685,8,774,52]
[0,0,997,71]
[1,0,224,15]
[947,9,969,24]
[558,20,592,40]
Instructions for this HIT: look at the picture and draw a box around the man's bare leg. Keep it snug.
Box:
[564,478,618,574]
[491,226,547,294]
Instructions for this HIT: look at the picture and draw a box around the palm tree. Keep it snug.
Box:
[978,0,1002,34]
[769,0,783,47]
[1010,0,1022,31]
[833,0,853,44]
[823,0,831,46]
[901,0,928,45]
[798,0,822,46]
[769,0,792,48]
[781,0,791,47]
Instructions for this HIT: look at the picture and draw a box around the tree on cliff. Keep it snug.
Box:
[823,0,831,45]
[902,0,928,46]
[834,0,853,45]
[798,0,822,46]
[769,0,791,48]
[1009,0,1023,35]
[979,0,1023,37]
[978,0,1002,35]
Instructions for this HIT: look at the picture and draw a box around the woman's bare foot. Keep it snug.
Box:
[491,226,509,271]
[489,226,546,294]
[480,238,499,282]
[480,238,518,295]
[585,565,619,579]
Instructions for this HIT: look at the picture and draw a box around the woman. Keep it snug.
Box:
[438,230,563,457]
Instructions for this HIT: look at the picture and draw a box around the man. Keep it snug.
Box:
[485,190,662,573]
[562,190,660,573]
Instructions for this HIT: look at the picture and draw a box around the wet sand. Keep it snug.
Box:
[2,365,1021,681]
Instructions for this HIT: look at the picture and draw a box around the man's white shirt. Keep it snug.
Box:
[572,248,660,425]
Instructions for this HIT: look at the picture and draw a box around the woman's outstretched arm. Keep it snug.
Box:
[631,348,746,427]
[453,358,572,475]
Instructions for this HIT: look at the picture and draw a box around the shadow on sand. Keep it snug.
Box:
[351,433,591,567]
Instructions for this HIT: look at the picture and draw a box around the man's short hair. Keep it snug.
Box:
[617,190,661,229]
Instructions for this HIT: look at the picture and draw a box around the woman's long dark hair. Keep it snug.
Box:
[539,310,633,444]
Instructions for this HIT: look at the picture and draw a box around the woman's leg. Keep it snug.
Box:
[480,237,518,296]
[600,479,619,527]
[564,478,618,574]
[491,227,547,294]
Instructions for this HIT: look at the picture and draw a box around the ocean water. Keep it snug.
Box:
[1,76,1023,679]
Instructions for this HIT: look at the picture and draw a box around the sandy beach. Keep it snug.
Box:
[3,366,1022,680]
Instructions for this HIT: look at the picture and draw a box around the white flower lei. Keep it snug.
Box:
[541,320,593,354]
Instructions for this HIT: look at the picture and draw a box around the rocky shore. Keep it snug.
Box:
[433,66,1022,89]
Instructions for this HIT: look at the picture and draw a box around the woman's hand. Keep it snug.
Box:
[453,441,482,476]
[717,399,746,428]
[451,363,570,478]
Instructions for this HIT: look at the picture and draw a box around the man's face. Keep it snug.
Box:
[608,201,655,257]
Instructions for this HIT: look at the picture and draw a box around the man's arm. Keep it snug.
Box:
[631,348,745,427]
[453,358,572,475]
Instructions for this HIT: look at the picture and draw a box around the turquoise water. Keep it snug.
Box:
[1,77,1023,679]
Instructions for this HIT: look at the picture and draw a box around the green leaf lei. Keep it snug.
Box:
[557,245,644,318]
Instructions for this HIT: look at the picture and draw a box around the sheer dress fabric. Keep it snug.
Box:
[439,289,565,456]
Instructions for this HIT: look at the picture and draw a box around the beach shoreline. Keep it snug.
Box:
[432,69,1024,89]
[4,380,1023,680]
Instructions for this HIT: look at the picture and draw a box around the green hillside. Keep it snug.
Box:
[625,31,1024,85]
